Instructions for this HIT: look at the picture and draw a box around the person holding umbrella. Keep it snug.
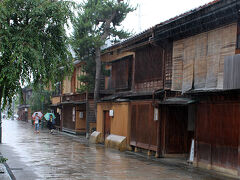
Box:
[33,112,41,133]
[32,111,43,126]
[44,113,55,134]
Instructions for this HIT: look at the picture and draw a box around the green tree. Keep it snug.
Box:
[77,58,96,93]
[28,85,51,114]
[0,0,74,142]
[0,0,74,108]
[72,0,135,115]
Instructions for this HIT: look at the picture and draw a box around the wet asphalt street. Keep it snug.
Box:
[0,119,237,180]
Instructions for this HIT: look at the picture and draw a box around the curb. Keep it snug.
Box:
[0,154,16,180]
[3,162,16,180]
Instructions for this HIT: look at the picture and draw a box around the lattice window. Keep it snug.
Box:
[135,46,163,83]
[111,56,132,90]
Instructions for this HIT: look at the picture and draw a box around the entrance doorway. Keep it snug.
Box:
[103,111,111,140]
[165,106,190,154]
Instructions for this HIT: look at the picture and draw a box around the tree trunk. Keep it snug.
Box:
[93,8,117,121]
[94,47,101,118]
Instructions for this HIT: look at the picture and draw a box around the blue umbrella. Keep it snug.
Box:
[44,113,56,121]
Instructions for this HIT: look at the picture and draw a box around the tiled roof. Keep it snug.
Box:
[155,0,220,28]
[104,0,221,51]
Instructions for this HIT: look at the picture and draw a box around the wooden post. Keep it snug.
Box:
[162,107,166,155]
[135,104,138,149]
[208,104,212,169]
[60,95,63,131]
[156,105,161,158]
[86,92,90,137]
[238,107,240,176]
[60,105,63,131]
[148,103,151,152]
[134,147,138,152]
[195,104,199,167]
[131,53,136,90]
[148,150,152,156]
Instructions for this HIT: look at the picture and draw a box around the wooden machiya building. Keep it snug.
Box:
[91,0,240,177]
[50,61,95,135]
[152,0,240,176]
[92,24,174,152]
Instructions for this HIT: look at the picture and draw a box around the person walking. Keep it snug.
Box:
[48,114,55,134]
[33,112,40,133]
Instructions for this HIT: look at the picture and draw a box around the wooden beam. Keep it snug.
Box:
[101,52,134,62]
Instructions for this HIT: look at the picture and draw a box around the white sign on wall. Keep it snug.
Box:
[72,107,75,122]
[57,108,61,114]
[154,108,159,121]
[79,112,84,119]
[109,110,114,117]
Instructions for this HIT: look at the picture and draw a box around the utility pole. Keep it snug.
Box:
[138,3,142,33]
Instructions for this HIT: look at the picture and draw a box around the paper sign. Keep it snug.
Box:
[80,112,84,118]
[109,110,114,117]
[154,108,158,121]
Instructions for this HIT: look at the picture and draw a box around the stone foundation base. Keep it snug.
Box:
[193,161,238,178]
[105,134,127,151]
[89,131,102,144]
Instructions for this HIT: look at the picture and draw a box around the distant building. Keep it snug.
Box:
[50,60,95,136]
[18,87,32,122]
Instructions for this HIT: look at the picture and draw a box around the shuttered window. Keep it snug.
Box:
[111,56,132,90]
[135,45,164,83]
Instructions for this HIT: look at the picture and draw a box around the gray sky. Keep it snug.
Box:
[74,0,213,34]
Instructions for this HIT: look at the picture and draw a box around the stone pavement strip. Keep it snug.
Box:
[0,163,11,180]
[0,119,238,180]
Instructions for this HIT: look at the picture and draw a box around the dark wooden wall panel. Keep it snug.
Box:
[212,145,238,169]
[134,43,172,92]
[62,105,75,130]
[130,102,157,151]
[111,56,132,90]
[130,105,137,145]
[135,46,163,83]
[196,101,239,170]
[198,142,211,163]
[136,104,150,145]
[88,99,95,123]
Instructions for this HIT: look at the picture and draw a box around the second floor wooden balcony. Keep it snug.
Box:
[62,93,88,103]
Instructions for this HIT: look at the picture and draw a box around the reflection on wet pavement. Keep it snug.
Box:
[0,119,235,180]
